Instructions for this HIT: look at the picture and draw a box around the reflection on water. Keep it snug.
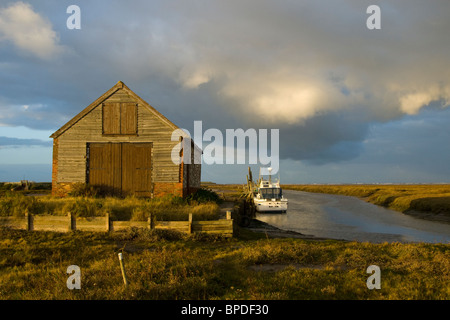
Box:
[256,190,450,243]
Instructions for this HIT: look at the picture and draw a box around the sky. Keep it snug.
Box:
[0,0,450,184]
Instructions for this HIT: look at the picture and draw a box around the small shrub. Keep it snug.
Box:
[102,199,134,220]
[189,203,220,220]
[187,188,222,204]
[0,183,14,191]
[0,194,45,217]
[187,232,227,242]
[121,228,187,241]
[131,206,148,221]
[151,194,187,207]
[68,183,98,198]
[28,182,52,191]
[62,198,100,217]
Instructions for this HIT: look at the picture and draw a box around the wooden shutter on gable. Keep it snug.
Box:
[103,103,121,135]
[121,103,137,135]
[102,102,137,135]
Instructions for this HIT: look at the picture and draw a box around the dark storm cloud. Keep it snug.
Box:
[291,105,450,184]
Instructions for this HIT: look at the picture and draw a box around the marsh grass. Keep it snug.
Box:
[0,228,448,300]
[1,184,448,300]
[0,193,220,221]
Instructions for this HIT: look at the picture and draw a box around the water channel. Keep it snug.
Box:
[256,190,450,243]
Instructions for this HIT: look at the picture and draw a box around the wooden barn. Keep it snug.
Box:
[50,81,201,198]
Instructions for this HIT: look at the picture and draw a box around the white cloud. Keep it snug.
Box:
[221,77,341,125]
[399,87,450,115]
[0,1,63,60]
[179,69,211,89]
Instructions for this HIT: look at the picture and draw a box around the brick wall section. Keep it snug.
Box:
[51,138,59,196]
[179,138,202,197]
[189,163,201,188]
[52,182,76,197]
[183,164,201,197]
[153,182,183,198]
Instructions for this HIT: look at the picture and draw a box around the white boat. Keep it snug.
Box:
[253,168,288,213]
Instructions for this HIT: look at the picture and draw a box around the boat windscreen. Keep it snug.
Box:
[260,188,282,199]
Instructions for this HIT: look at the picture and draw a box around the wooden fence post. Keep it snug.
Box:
[25,211,33,231]
[68,212,76,231]
[148,212,154,230]
[188,213,193,234]
[106,212,111,232]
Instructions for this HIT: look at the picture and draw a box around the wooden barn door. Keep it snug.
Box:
[88,143,122,194]
[88,143,152,196]
[122,143,152,197]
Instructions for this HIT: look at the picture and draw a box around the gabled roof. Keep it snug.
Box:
[50,81,180,139]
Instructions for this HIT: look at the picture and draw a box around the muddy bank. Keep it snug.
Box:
[402,209,450,224]
[246,218,338,240]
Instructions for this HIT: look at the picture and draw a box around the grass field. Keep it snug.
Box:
[0,227,448,300]
[283,184,450,220]
[0,183,448,300]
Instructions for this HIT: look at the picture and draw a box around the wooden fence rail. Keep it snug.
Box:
[0,211,233,237]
